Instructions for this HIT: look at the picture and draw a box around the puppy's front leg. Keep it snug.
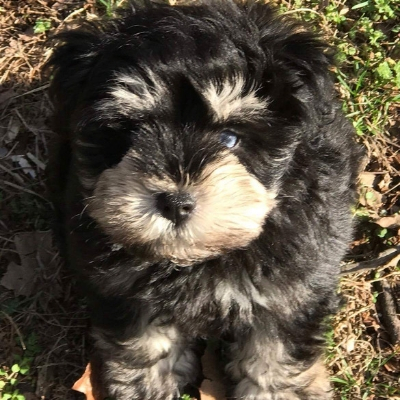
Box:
[226,328,332,400]
[92,323,201,400]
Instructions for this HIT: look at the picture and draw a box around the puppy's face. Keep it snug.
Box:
[49,1,332,265]
[82,73,284,265]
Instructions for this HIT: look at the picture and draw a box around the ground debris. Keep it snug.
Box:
[374,278,400,345]
[0,261,35,297]
[0,231,60,298]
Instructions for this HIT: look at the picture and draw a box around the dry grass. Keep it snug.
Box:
[0,1,399,399]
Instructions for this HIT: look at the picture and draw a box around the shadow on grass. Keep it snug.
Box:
[0,2,90,399]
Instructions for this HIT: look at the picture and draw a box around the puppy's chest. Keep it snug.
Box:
[151,271,268,334]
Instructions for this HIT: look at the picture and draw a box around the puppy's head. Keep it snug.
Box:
[47,0,334,265]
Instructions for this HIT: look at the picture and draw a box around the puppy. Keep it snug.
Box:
[46,1,361,399]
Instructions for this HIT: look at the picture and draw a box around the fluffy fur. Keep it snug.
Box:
[46,1,361,399]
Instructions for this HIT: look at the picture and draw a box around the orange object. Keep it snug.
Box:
[73,347,227,400]
[72,363,97,400]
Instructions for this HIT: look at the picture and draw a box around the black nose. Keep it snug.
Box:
[155,192,196,225]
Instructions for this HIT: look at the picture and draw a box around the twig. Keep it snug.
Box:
[15,108,39,136]
[62,7,87,23]
[385,181,400,194]
[282,8,322,16]
[0,141,18,159]
[3,180,50,204]
[340,247,400,275]
[374,279,400,345]
[10,84,50,101]
[1,311,26,350]
[0,163,25,184]
[27,152,46,170]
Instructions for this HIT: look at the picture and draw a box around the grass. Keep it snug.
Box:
[97,0,127,16]
[279,0,400,137]
[0,0,399,399]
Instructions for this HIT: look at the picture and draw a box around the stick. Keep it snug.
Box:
[374,279,400,345]
[340,247,400,275]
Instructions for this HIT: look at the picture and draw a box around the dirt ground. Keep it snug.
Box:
[0,1,399,399]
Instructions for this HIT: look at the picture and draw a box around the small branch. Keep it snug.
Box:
[340,247,400,275]
[10,84,50,101]
[1,311,26,350]
[3,180,51,204]
[374,279,400,345]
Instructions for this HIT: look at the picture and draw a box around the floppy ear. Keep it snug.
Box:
[246,2,335,121]
[46,29,103,130]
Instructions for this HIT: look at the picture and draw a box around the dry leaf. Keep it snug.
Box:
[200,379,225,400]
[16,231,56,268]
[345,335,356,353]
[200,345,226,400]
[0,231,59,297]
[363,314,381,332]
[374,214,400,229]
[73,346,228,400]
[11,155,36,178]
[4,117,21,143]
[0,261,35,296]
[377,173,391,193]
[73,364,96,400]
[15,232,50,269]
[359,172,376,188]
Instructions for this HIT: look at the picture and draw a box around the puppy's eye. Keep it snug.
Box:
[219,131,239,148]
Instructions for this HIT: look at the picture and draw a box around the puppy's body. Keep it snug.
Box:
[47,1,361,399]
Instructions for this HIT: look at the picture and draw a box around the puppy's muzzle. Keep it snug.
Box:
[155,192,196,226]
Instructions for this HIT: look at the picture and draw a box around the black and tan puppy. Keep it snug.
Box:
[46,1,361,398]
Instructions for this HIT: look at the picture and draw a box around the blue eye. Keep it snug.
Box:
[219,131,239,148]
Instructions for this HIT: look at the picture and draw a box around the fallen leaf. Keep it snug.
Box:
[73,364,96,400]
[14,231,56,267]
[11,155,36,178]
[4,117,21,143]
[0,261,35,296]
[359,172,376,188]
[200,379,226,400]
[0,232,59,297]
[19,28,35,41]
[362,314,381,332]
[345,335,356,353]
[374,214,400,229]
[74,346,228,400]
[200,344,226,400]
[377,173,391,193]
[15,232,46,268]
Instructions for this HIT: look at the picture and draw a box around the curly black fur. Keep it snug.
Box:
[46,1,362,399]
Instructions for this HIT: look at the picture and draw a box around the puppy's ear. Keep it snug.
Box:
[246,3,335,120]
[46,29,102,128]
